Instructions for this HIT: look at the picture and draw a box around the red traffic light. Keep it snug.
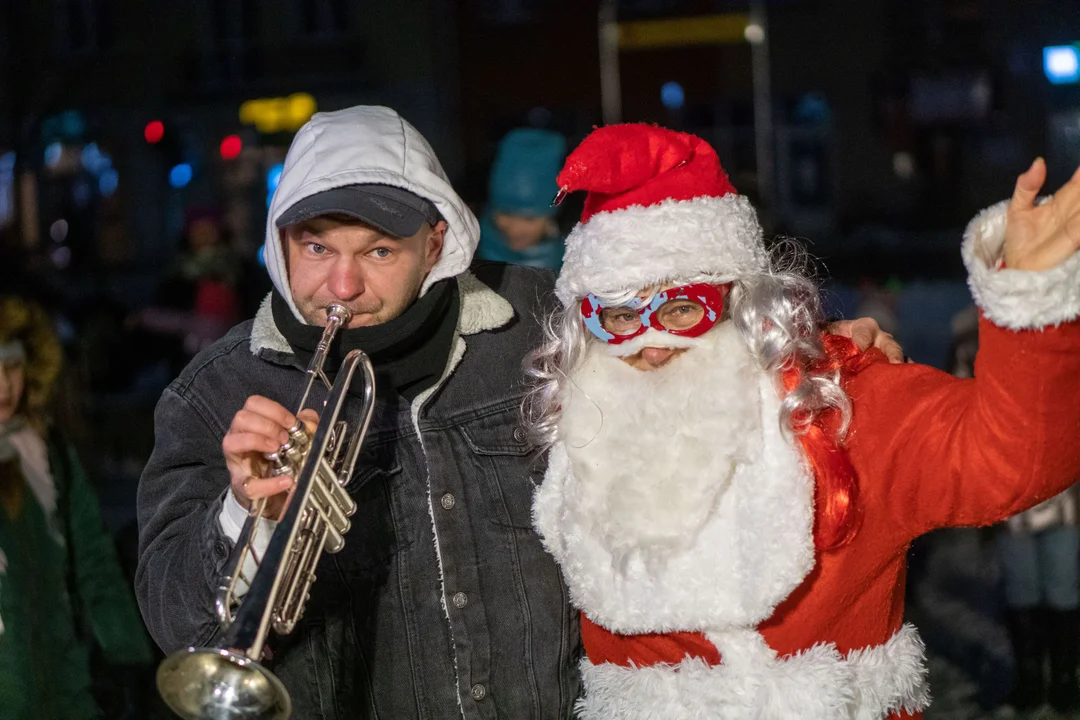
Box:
[220,134,243,160]
[144,120,165,144]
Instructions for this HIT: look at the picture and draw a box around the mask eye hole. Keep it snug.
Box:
[655,299,705,331]
[599,308,643,335]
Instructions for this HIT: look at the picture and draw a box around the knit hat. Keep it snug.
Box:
[488,128,567,218]
[554,124,769,306]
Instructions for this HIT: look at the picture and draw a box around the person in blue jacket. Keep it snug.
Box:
[477,128,567,270]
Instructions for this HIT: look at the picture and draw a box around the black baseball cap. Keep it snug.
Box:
[275,184,443,238]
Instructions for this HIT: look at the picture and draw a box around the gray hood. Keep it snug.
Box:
[264,105,480,323]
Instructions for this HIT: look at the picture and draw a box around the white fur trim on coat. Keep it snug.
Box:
[554,194,770,306]
[532,374,815,634]
[575,624,930,720]
[962,198,1080,330]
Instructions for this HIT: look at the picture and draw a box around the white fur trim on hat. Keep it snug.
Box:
[554,194,770,306]
[962,198,1080,330]
[575,624,930,720]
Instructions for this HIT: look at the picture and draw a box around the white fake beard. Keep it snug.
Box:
[559,321,763,567]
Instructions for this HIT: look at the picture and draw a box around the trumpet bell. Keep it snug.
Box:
[157,647,292,720]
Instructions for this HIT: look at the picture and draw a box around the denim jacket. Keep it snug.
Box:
[136,264,581,719]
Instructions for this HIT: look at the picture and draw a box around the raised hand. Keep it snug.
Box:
[1005,158,1080,272]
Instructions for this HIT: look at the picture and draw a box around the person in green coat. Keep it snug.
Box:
[0,296,153,720]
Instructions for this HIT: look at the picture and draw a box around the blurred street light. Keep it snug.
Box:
[44,142,63,168]
[168,163,193,189]
[1044,45,1080,85]
[267,162,284,208]
[661,81,685,110]
[99,169,119,196]
[49,218,68,243]
[144,120,165,144]
[220,135,243,160]
[239,93,317,134]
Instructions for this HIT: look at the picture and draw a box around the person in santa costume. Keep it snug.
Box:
[526,123,1080,720]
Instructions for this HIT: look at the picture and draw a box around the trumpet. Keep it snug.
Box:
[157,304,376,719]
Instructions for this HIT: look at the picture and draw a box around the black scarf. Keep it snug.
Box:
[271,278,460,402]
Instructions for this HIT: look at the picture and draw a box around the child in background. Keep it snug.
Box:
[477,128,567,270]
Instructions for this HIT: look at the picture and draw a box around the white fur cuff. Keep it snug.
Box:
[962,199,1080,330]
[575,625,930,720]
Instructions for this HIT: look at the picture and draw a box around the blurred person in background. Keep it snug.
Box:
[950,303,1080,719]
[128,206,242,371]
[0,295,153,720]
[856,276,901,340]
[476,128,567,270]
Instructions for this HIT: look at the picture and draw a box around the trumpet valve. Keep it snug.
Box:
[324,525,345,554]
[287,421,309,445]
[283,443,306,466]
[265,449,288,473]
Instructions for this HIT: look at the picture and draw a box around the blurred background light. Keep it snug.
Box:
[661,81,685,110]
[168,163,193,188]
[1044,45,1080,85]
[744,23,765,44]
[144,120,165,143]
[50,218,69,243]
[266,162,284,207]
[44,142,64,168]
[220,134,243,160]
[99,168,119,196]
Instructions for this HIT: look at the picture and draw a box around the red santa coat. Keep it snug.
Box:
[533,201,1080,719]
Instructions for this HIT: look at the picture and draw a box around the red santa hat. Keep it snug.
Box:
[554,124,769,306]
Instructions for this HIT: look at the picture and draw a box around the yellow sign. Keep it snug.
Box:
[618,14,750,50]
[239,93,317,134]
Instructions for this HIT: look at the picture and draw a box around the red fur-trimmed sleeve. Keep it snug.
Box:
[842,315,1080,543]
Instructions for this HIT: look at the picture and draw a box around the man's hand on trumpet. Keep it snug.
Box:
[223,395,319,519]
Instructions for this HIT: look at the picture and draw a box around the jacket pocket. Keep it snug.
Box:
[341,456,402,574]
[460,409,544,530]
